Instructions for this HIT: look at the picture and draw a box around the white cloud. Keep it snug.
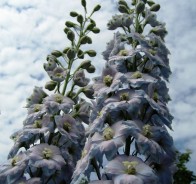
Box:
[0,0,196,173]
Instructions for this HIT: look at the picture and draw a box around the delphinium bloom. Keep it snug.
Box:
[28,144,66,177]
[71,0,176,183]
[0,1,102,183]
[0,152,28,184]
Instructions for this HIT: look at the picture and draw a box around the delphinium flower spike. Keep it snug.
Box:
[72,0,176,183]
[0,0,101,183]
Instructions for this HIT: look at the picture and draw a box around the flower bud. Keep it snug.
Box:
[67,30,75,42]
[64,27,70,34]
[87,37,92,44]
[150,4,160,12]
[136,1,145,14]
[86,50,96,57]
[70,11,78,17]
[80,36,89,44]
[86,23,95,31]
[131,0,137,5]
[51,50,62,57]
[63,47,70,54]
[81,0,86,8]
[118,5,129,14]
[86,65,95,73]
[93,4,101,12]
[83,85,94,99]
[77,14,84,25]
[147,0,155,6]
[65,21,75,28]
[80,60,91,69]
[78,49,84,59]
[92,27,100,33]
[67,48,76,60]
[119,0,129,8]
[45,81,57,91]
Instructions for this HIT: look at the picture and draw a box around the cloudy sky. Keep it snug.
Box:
[0,0,196,172]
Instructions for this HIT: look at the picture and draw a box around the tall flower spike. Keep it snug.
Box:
[0,0,101,183]
[72,0,176,183]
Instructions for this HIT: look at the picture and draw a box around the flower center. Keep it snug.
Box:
[119,49,129,56]
[103,75,113,87]
[34,104,41,112]
[43,148,53,159]
[123,161,138,175]
[11,157,19,166]
[131,71,142,79]
[55,94,63,103]
[63,122,71,132]
[120,92,129,101]
[103,127,114,140]
[81,149,88,158]
[153,92,159,102]
[55,73,62,77]
[33,120,42,128]
[142,124,152,138]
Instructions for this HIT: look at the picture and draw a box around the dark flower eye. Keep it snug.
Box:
[123,161,138,175]
[103,75,113,86]
[63,122,71,132]
[42,148,53,159]
[103,127,114,140]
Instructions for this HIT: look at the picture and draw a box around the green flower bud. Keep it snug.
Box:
[80,36,89,44]
[77,14,84,25]
[65,21,76,28]
[70,11,78,17]
[92,27,100,33]
[67,48,76,60]
[86,50,96,57]
[150,4,160,12]
[78,49,84,59]
[141,0,147,3]
[64,27,70,34]
[86,65,95,73]
[80,60,91,69]
[86,23,95,31]
[93,4,101,12]
[118,5,129,14]
[131,0,137,6]
[67,30,75,42]
[136,1,145,14]
[81,0,86,8]
[119,0,129,8]
[147,0,155,6]
[45,81,57,91]
[90,19,96,26]
[87,37,92,44]
[51,50,62,57]
[63,47,70,54]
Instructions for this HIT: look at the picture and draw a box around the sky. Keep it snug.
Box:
[0,0,196,173]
